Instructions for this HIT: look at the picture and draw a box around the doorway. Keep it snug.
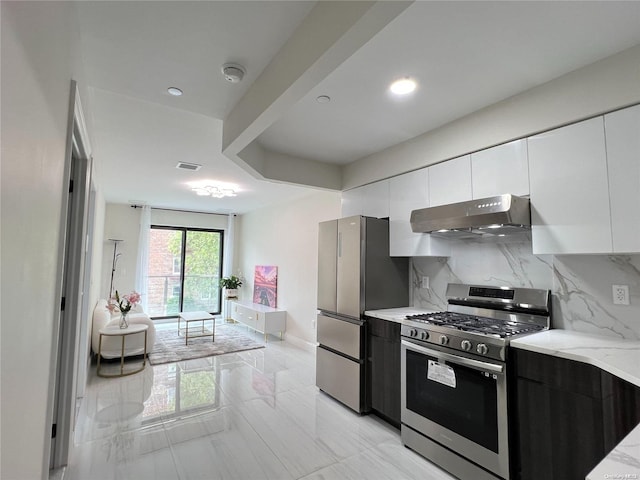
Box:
[49,82,93,474]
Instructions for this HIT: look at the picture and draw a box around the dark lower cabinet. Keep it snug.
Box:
[510,348,640,480]
[367,316,401,428]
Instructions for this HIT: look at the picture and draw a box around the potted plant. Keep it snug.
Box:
[220,275,242,299]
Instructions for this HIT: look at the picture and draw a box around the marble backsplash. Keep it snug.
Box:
[411,235,640,340]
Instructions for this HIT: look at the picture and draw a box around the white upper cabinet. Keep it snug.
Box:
[605,104,640,253]
[389,168,450,257]
[341,179,389,218]
[428,155,472,207]
[528,117,612,254]
[471,139,529,198]
[341,188,361,218]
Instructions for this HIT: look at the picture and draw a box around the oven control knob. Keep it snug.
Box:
[461,340,472,351]
[439,335,449,346]
[409,329,418,337]
[420,331,429,341]
[476,343,489,355]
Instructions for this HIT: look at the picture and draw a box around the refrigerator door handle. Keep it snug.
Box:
[338,231,342,258]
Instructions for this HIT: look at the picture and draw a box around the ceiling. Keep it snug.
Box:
[76,1,640,215]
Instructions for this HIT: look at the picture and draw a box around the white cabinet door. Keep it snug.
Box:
[428,155,472,207]
[528,117,612,254]
[341,188,361,217]
[341,179,389,218]
[360,180,389,218]
[389,168,450,257]
[471,139,529,198]
[605,104,640,253]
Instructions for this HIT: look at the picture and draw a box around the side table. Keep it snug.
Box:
[97,324,148,378]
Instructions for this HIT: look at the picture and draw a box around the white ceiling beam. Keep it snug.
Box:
[222,0,412,189]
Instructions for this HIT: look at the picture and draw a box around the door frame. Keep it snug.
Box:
[46,80,93,473]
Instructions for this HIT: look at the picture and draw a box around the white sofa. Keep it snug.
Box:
[91,299,156,359]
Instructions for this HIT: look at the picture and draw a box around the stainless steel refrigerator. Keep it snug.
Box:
[316,215,409,412]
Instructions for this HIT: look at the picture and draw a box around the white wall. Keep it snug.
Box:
[235,191,341,347]
[102,204,143,298]
[0,2,87,478]
[344,44,640,189]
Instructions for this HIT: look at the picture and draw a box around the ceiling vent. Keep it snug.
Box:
[176,162,202,171]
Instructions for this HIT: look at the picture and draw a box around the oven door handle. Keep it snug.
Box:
[401,339,504,375]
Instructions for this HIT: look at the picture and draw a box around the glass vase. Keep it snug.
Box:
[119,312,129,329]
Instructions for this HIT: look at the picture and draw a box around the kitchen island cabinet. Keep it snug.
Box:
[510,346,640,480]
[366,315,401,428]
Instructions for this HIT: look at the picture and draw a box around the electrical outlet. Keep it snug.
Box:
[612,285,630,305]
[421,276,430,289]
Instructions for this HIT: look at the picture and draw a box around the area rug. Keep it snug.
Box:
[148,324,264,365]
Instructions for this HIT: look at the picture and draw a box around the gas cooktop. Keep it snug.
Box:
[405,311,545,338]
[401,283,551,361]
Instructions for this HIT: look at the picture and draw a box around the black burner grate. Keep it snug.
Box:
[406,312,544,338]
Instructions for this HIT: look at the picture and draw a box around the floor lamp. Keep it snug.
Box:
[108,238,123,299]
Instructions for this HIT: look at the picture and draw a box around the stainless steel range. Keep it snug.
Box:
[401,283,550,480]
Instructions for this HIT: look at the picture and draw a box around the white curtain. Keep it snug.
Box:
[223,214,236,278]
[135,205,151,310]
[222,214,236,318]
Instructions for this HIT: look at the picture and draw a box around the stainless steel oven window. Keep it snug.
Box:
[404,346,499,451]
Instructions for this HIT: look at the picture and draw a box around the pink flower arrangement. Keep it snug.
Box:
[107,290,141,315]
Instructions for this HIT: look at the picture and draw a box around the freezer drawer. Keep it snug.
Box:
[317,314,362,360]
[316,346,362,412]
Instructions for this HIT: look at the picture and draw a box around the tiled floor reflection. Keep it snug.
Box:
[66,322,455,480]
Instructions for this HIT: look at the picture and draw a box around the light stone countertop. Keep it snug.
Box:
[511,330,640,480]
[510,330,640,389]
[364,307,437,324]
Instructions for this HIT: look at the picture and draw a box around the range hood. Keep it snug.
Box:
[410,194,531,239]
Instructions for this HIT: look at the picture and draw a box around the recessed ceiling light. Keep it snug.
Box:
[316,95,331,104]
[389,78,417,95]
[167,87,183,96]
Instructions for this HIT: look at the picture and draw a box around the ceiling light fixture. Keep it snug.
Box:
[389,77,417,95]
[167,87,183,96]
[188,181,238,199]
[316,95,331,104]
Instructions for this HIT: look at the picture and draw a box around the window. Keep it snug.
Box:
[147,226,224,318]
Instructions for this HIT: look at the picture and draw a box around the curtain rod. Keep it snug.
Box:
[130,204,234,217]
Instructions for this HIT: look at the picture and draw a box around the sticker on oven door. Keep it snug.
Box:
[427,360,456,388]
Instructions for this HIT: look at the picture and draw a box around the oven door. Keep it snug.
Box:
[401,339,509,479]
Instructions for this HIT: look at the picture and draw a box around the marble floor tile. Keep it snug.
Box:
[67,322,454,480]
[166,406,294,479]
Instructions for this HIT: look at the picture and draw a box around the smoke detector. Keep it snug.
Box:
[222,63,246,84]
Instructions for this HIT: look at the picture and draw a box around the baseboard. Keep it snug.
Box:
[283,332,317,353]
